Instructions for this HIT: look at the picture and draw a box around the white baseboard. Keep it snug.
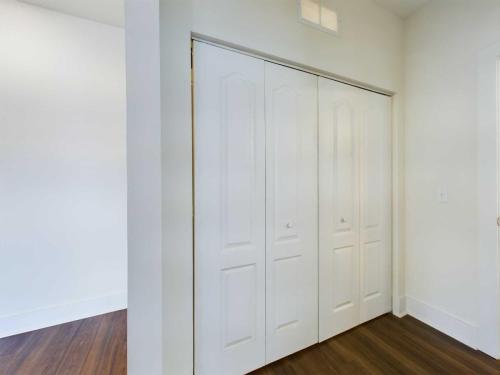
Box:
[406,296,477,349]
[0,292,127,339]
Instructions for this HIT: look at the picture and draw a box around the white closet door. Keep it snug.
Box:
[359,90,392,323]
[318,77,392,341]
[194,42,266,375]
[318,78,361,340]
[265,63,318,363]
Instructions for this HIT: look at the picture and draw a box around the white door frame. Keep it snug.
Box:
[477,42,500,359]
[191,34,405,320]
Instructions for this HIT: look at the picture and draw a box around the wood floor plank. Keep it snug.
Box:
[79,311,126,375]
[318,339,374,375]
[54,314,103,375]
[0,331,37,374]
[1,311,499,375]
[397,316,500,373]
[355,326,430,374]
[5,324,65,375]
[252,315,500,375]
[365,317,472,373]
[32,320,82,375]
[376,316,500,374]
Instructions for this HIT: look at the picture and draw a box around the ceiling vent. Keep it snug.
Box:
[298,0,339,35]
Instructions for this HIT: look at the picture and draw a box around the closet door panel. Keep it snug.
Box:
[194,42,266,375]
[359,91,392,323]
[318,78,360,341]
[265,63,318,363]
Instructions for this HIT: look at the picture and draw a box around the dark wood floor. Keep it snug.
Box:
[0,310,126,375]
[1,311,499,374]
[253,315,500,375]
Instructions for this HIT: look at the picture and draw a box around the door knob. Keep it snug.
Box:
[286,222,294,229]
[340,217,347,223]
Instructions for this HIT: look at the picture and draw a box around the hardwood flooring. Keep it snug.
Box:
[0,310,126,375]
[252,315,500,375]
[1,311,499,374]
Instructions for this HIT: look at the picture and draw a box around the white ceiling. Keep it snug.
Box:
[19,0,124,27]
[373,0,430,18]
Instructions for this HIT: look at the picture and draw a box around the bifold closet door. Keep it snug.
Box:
[194,42,266,375]
[358,90,392,324]
[318,77,391,341]
[265,63,318,363]
[195,40,392,373]
[318,78,361,340]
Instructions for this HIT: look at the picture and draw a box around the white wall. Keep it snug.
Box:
[125,1,163,374]
[125,0,404,373]
[0,0,127,338]
[404,0,500,348]
[192,0,403,92]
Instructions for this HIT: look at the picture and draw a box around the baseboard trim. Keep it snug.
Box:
[0,292,127,338]
[406,296,477,349]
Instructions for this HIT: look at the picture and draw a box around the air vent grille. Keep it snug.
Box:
[299,0,339,35]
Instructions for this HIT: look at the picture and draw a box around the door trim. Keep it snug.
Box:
[477,42,500,359]
[191,33,393,97]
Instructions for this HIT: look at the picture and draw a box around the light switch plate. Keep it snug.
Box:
[438,186,448,203]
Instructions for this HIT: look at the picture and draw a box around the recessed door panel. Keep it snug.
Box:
[194,42,266,375]
[222,75,256,248]
[332,246,355,311]
[335,103,356,234]
[273,256,300,330]
[265,63,318,363]
[361,241,382,299]
[272,86,299,243]
[222,265,257,349]
[319,78,361,340]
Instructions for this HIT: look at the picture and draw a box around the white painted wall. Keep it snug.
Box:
[404,0,500,349]
[0,0,127,338]
[125,0,163,374]
[191,0,403,92]
[126,0,404,373]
